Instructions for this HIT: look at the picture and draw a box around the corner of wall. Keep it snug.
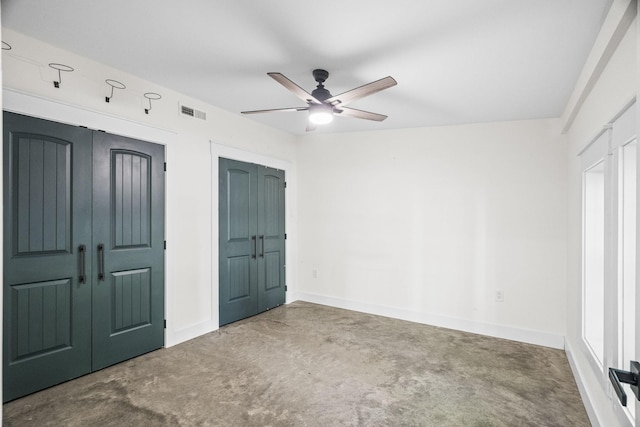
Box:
[561,0,637,133]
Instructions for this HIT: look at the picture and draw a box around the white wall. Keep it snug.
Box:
[0,29,298,346]
[296,119,568,348]
[563,4,637,425]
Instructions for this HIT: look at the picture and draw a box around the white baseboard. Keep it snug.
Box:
[295,292,565,349]
[286,291,300,305]
[165,292,298,348]
[565,339,634,427]
[565,340,602,427]
[165,319,218,348]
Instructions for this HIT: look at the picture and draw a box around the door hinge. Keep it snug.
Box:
[164,319,167,329]
[164,240,166,250]
[285,233,287,240]
[164,162,167,172]
[284,181,287,189]
[285,285,288,292]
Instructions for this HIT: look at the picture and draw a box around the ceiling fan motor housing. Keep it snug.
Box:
[311,69,332,102]
[311,86,331,102]
[312,69,329,83]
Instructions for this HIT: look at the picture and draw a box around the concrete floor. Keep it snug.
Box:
[4,301,589,426]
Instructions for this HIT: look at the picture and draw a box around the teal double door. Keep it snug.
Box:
[3,112,165,401]
[219,158,286,326]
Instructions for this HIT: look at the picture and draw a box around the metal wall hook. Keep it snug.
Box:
[105,79,126,102]
[49,63,74,88]
[2,41,12,51]
[144,92,161,114]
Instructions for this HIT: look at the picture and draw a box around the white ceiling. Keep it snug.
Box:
[1,0,613,135]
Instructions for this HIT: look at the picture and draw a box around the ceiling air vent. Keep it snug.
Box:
[180,104,206,120]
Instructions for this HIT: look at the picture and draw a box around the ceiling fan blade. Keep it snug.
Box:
[335,106,388,121]
[241,107,309,115]
[268,72,322,104]
[326,76,397,107]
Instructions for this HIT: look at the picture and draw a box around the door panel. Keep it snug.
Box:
[11,279,72,359]
[91,132,165,371]
[112,268,152,332]
[264,252,282,291]
[219,159,258,326]
[228,257,251,300]
[227,168,254,240]
[3,112,93,401]
[257,167,285,313]
[219,158,285,325]
[15,135,71,254]
[112,151,151,248]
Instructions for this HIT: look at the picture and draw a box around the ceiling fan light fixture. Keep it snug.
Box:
[308,104,333,125]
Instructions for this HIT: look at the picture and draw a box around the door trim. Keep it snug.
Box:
[210,142,295,330]
[3,89,178,346]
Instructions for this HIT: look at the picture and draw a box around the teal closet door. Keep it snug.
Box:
[219,158,285,326]
[3,112,166,401]
[91,131,165,371]
[256,166,286,313]
[219,158,259,326]
[3,112,93,401]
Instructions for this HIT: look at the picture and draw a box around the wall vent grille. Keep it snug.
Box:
[180,104,206,120]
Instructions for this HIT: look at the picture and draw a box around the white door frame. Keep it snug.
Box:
[579,100,638,426]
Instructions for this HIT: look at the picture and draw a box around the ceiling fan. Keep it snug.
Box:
[242,69,397,131]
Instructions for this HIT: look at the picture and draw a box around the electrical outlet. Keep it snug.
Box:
[495,289,504,302]
[312,269,318,279]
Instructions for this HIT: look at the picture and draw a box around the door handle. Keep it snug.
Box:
[78,244,86,284]
[259,235,265,258]
[251,235,257,259]
[97,243,105,281]
[609,361,640,406]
